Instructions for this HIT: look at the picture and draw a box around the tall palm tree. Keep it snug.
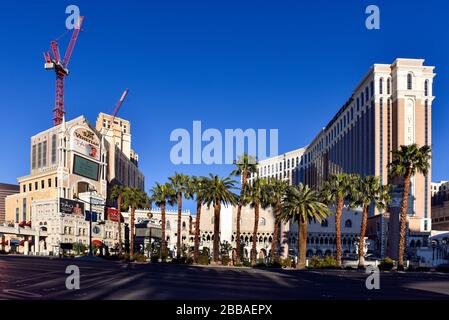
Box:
[352,176,391,269]
[231,154,257,263]
[243,178,271,266]
[149,182,176,262]
[122,188,149,260]
[280,184,330,269]
[189,176,209,263]
[388,144,431,269]
[202,174,238,263]
[110,185,128,256]
[169,173,191,259]
[266,179,289,262]
[320,173,358,267]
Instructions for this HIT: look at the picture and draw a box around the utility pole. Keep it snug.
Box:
[88,189,93,257]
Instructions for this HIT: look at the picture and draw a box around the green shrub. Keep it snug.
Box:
[309,256,322,268]
[322,256,338,269]
[281,258,293,268]
[379,257,395,271]
[221,256,231,266]
[254,263,267,268]
[268,258,283,268]
[133,253,148,263]
[197,255,210,265]
[308,256,338,269]
[242,260,252,267]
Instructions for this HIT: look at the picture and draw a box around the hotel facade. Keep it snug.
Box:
[247,58,435,260]
[2,113,145,255]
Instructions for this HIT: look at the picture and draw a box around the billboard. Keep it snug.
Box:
[71,127,101,161]
[107,208,121,222]
[73,154,100,181]
[60,198,84,215]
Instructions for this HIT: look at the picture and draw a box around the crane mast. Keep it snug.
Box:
[44,16,84,126]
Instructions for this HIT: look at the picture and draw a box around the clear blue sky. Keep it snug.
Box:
[0,0,448,211]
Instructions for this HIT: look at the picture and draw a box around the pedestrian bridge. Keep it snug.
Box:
[0,225,47,237]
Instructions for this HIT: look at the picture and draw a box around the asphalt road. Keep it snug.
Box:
[0,255,448,300]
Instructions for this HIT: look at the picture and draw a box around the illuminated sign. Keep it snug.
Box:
[60,198,84,215]
[71,127,101,161]
[107,208,121,222]
[73,154,99,181]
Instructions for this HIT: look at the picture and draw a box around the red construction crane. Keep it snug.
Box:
[44,16,85,126]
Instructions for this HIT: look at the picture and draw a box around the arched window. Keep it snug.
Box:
[424,79,429,96]
[387,78,391,94]
[407,73,413,90]
[379,78,383,94]
[345,219,352,228]
[361,92,364,106]
[182,221,186,230]
[259,217,266,226]
[211,217,214,225]
[321,220,328,227]
[166,220,170,230]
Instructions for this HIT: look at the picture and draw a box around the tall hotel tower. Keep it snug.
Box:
[294,58,435,258]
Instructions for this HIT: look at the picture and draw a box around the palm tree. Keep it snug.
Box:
[266,179,289,262]
[110,185,128,256]
[122,188,149,260]
[189,176,209,263]
[243,178,271,266]
[202,174,238,263]
[280,184,330,269]
[388,144,431,269]
[169,173,191,259]
[352,176,391,269]
[320,173,358,267]
[231,154,257,263]
[149,182,175,262]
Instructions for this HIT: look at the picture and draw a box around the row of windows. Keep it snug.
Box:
[406,73,430,95]
[165,220,187,230]
[255,157,300,178]
[22,177,57,193]
[31,135,58,170]
[102,119,128,133]
[305,73,431,174]
[210,217,266,226]
[320,219,352,228]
